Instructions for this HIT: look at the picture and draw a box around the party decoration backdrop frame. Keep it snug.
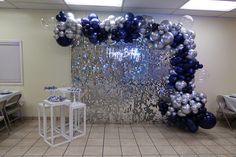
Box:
[52,11,216,132]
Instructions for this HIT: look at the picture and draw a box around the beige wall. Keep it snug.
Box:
[0,9,236,117]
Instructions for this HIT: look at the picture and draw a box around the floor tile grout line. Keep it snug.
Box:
[21,137,43,156]
[81,123,92,157]
[130,124,143,157]
[2,125,33,157]
[142,124,161,156]
[118,124,123,157]
[102,123,106,157]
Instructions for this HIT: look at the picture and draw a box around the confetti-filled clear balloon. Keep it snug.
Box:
[196,69,210,83]
[41,16,56,30]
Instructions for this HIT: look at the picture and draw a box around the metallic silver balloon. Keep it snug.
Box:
[189,100,196,106]
[199,92,206,99]
[175,96,182,103]
[57,22,66,30]
[150,32,160,41]
[182,104,191,114]
[182,98,188,105]
[65,29,74,39]
[66,18,77,28]
[195,97,200,102]
[201,98,207,104]
[169,70,177,75]
[187,49,197,59]
[156,41,165,49]
[53,34,59,39]
[196,102,202,108]
[175,81,187,91]
[191,104,198,113]
[161,32,174,45]
[178,110,186,117]
[54,28,59,34]
[143,15,154,24]
[166,111,172,116]
[182,93,191,100]
[169,107,175,112]
[173,100,181,108]
[59,31,65,37]
[160,20,172,31]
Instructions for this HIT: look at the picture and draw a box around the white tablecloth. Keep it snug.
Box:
[0,91,21,102]
[223,95,236,112]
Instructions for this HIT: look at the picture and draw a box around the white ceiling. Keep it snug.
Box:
[1,0,236,18]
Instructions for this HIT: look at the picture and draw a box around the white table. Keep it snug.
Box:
[38,99,71,147]
[0,91,21,102]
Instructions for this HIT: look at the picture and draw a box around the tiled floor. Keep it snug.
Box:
[0,120,236,157]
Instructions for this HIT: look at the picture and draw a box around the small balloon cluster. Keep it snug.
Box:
[67,87,81,93]
[47,95,66,102]
[44,85,57,90]
[53,11,216,132]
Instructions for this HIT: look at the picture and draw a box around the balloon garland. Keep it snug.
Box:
[53,11,216,132]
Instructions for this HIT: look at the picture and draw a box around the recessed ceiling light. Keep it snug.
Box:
[180,0,236,11]
[64,0,123,7]
[0,0,5,2]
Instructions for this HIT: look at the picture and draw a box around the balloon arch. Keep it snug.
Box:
[52,11,216,132]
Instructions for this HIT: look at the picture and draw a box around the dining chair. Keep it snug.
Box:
[0,100,10,134]
[216,95,236,129]
[4,93,22,128]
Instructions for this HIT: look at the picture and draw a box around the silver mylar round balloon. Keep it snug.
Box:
[143,15,154,24]
[189,100,196,106]
[100,22,105,29]
[166,111,172,116]
[191,104,198,113]
[175,81,187,91]
[188,30,196,39]
[176,96,182,103]
[187,49,197,59]
[172,112,177,116]
[65,29,74,39]
[66,18,77,28]
[182,104,191,114]
[182,98,188,105]
[169,107,175,112]
[175,23,183,31]
[57,22,66,30]
[160,20,172,31]
[53,34,59,39]
[182,93,191,100]
[201,98,207,104]
[178,110,186,117]
[150,32,160,41]
[54,28,59,34]
[59,31,65,37]
[192,91,198,97]
[156,41,165,49]
[170,94,175,101]
[108,15,115,20]
[195,97,200,102]
[196,102,202,108]
[199,92,206,99]
[161,32,174,45]
[173,101,181,108]
[66,12,74,18]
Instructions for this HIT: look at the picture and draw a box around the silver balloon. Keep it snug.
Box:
[66,18,77,28]
[199,92,206,99]
[110,20,117,29]
[143,15,154,24]
[182,93,191,100]
[191,104,198,113]
[65,29,74,39]
[189,100,196,106]
[57,22,66,30]
[53,34,59,39]
[187,49,197,59]
[100,22,105,29]
[156,41,165,49]
[170,94,175,101]
[196,102,202,108]
[195,97,200,102]
[161,32,174,45]
[173,100,181,108]
[182,104,191,114]
[166,111,172,116]
[150,32,160,41]
[66,12,74,18]
[182,98,188,105]
[175,81,187,91]
[201,98,207,104]
[160,20,172,31]
[172,112,177,116]
[59,31,65,37]
[169,107,175,112]
[175,96,182,103]
[108,15,115,20]
[175,23,183,31]
[54,28,59,34]
[178,110,186,117]
[192,91,198,97]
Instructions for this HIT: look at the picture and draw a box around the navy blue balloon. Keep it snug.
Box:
[134,15,144,22]
[118,29,127,39]
[88,13,98,21]
[169,74,178,83]
[124,12,135,21]
[186,118,199,133]
[56,37,73,47]
[174,33,185,44]
[199,112,216,129]
[81,17,90,26]
[56,14,67,22]
[89,33,98,44]
[59,11,65,16]
[90,18,100,29]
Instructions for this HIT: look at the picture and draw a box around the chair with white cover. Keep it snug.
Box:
[4,94,22,128]
[216,95,236,129]
[0,100,10,134]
